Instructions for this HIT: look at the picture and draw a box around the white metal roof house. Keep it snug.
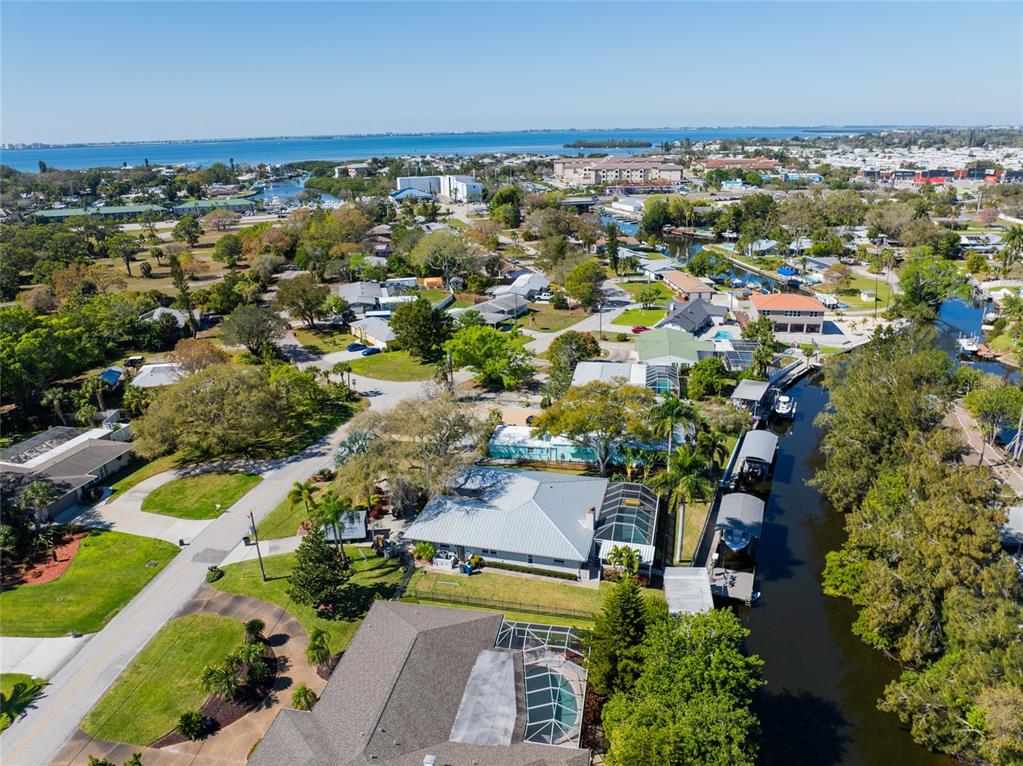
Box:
[405,468,608,577]
[491,272,550,301]
[138,306,197,329]
[570,361,679,394]
[131,362,188,388]
[405,467,662,577]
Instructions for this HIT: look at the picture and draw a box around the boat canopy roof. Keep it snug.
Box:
[736,430,778,465]
[716,492,765,539]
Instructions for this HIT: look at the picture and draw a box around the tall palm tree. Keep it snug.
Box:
[332,361,353,388]
[649,445,710,563]
[619,445,644,481]
[650,393,697,456]
[1002,225,1023,275]
[306,627,331,667]
[315,490,358,568]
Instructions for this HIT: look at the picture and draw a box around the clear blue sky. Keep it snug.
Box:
[2,1,1020,143]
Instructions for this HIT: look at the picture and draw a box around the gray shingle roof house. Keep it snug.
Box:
[657,298,715,334]
[404,468,608,576]
[0,427,134,520]
[350,316,397,349]
[336,281,384,312]
[248,602,589,766]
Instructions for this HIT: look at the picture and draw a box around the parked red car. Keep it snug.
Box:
[632,325,651,334]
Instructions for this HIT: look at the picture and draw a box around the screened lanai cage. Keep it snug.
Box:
[595,481,659,566]
[495,621,587,747]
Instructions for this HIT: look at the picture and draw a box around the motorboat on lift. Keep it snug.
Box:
[957,334,981,354]
[772,395,796,419]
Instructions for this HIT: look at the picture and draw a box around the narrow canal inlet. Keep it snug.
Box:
[745,375,953,766]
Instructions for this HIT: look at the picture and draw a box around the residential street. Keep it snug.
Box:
[0,376,422,766]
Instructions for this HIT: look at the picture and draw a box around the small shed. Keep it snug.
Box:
[663,567,714,614]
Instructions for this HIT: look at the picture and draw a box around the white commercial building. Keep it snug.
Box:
[395,175,483,202]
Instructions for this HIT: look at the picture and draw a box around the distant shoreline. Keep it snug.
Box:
[1,124,947,151]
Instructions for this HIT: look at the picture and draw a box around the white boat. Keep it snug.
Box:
[984,310,999,323]
[957,334,981,354]
[773,395,796,419]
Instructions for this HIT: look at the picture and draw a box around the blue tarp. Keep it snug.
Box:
[778,266,797,276]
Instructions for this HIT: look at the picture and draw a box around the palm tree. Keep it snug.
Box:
[696,429,728,469]
[80,375,107,410]
[17,481,56,528]
[1002,225,1023,275]
[200,664,241,701]
[649,445,711,563]
[315,490,357,568]
[306,627,331,667]
[605,544,640,575]
[332,361,353,388]
[233,642,265,669]
[244,618,265,644]
[287,480,317,518]
[41,388,67,425]
[619,445,644,481]
[650,393,697,456]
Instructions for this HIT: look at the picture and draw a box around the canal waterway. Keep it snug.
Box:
[747,298,1014,766]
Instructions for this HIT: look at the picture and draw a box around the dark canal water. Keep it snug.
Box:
[747,298,1014,766]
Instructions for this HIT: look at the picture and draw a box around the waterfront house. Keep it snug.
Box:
[395,175,482,202]
[249,602,591,766]
[403,466,659,577]
[749,293,826,334]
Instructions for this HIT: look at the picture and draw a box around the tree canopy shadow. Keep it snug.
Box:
[755,688,849,766]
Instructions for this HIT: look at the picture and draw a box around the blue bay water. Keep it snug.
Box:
[0,127,873,172]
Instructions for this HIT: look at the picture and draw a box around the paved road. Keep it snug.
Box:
[523,281,632,354]
[0,377,419,766]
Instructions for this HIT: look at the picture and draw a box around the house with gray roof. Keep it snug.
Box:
[336,281,384,313]
[349,316,397,349]
[249,601,590,766]
[656,298,717,334]
[449,293,529,326]
[0,426,134,520]
[490,272,550,301]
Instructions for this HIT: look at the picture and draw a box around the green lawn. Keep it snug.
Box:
[0,531,179,637]
[348,350,434,381]
[257,497,306,539]
[407,569,665,628]
[679,499,711,564]
[612,308,667,327]
[141,473,262,520]
[211,548,404,651]
[416,288,453,303]
[834,275,892,310]
[0,674,47,733]
[515,304,589,333]
[82,615,244,746]
[105,454,180,501]
[449,299,475,309]
[292,327,356,355]
[620,281,674,302]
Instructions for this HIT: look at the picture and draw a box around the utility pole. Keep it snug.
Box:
[250,511,266,582]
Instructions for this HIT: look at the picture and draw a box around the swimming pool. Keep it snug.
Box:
[712,330,734,340]
[523,665,580,745]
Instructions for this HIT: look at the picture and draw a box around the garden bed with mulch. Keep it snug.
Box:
[1,530,86,587]
[151,645,278,748]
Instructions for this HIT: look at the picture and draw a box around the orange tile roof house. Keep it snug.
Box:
[661,271,716,299]
[749,293,826,333]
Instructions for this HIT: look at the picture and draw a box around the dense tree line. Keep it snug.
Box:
[813,326,1023,764]
[587,576,763,765]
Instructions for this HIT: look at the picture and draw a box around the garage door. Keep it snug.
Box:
[789,323,804,333]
